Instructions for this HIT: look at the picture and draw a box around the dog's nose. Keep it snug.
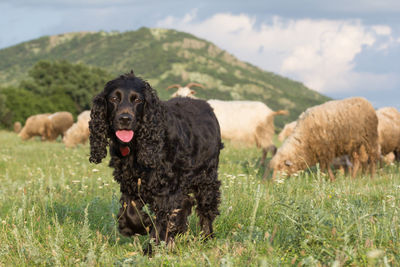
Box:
[118,113,133,126]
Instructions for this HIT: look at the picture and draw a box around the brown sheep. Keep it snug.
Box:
[13,121,22,133]
[18,113,52,140]
[269,97,379,181]
[376,107,400,162]
[63,110,90,148]
[46,112,74,141]
[277,120,353,174]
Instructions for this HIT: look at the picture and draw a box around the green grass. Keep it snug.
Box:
[0,130,399,266]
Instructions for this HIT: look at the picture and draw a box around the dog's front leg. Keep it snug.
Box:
[151,193,194,247]
[117,193,152,237]
[143,214,167,256]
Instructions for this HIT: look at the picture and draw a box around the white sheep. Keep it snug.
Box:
[207,99,288,164]
[166,83,204,98]
[376,107,400,163]
[63,110,91,148]
[269,97,379,181]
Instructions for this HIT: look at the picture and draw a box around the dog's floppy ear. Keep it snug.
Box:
[89,91,109,164]
[135,81,165,168]
[144,82,158,105]
[142,81,160,120]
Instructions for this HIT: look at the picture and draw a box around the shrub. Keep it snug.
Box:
[0,60,113,126]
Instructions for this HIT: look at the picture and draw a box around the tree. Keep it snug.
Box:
[21,60,113,113]
[0,93,12,128]
[1,60,113,127]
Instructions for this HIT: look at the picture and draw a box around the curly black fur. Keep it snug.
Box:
[89,72,222,250]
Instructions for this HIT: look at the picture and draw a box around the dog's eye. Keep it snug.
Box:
[110,96,119,103]
[134,98,143,104]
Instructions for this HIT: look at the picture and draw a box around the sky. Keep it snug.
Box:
[1,0,400,109]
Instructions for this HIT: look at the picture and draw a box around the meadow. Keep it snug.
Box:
[0,130,399,266]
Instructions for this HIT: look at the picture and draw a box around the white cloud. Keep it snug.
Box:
[157,12,395,94]
[372,25,392,36]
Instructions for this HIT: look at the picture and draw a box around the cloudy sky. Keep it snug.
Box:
[1,0,400,108]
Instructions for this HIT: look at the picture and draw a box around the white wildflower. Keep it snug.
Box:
[367,249,384,259]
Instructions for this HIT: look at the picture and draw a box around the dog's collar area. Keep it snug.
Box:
[120,146,130,157]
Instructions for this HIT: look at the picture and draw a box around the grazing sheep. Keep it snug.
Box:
[376,107,400,162]
[19,113,52,140]
[47,112,74,141]
[208,99,288,164]
[63,110,90,148]
[270,97,379,181]
[166,82,204,98]
[89,72,222,253]
[277,120,353,173]
[13,121,22,133]
[278,121,297,142]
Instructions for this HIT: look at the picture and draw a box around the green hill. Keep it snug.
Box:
[0,27,330,127]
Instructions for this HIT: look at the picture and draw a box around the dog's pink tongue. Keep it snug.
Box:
[116,130,134,143]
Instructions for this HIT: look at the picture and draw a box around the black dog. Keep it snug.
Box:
[89,71,222,251]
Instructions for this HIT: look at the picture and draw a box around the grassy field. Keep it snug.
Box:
[0,130,399,266]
